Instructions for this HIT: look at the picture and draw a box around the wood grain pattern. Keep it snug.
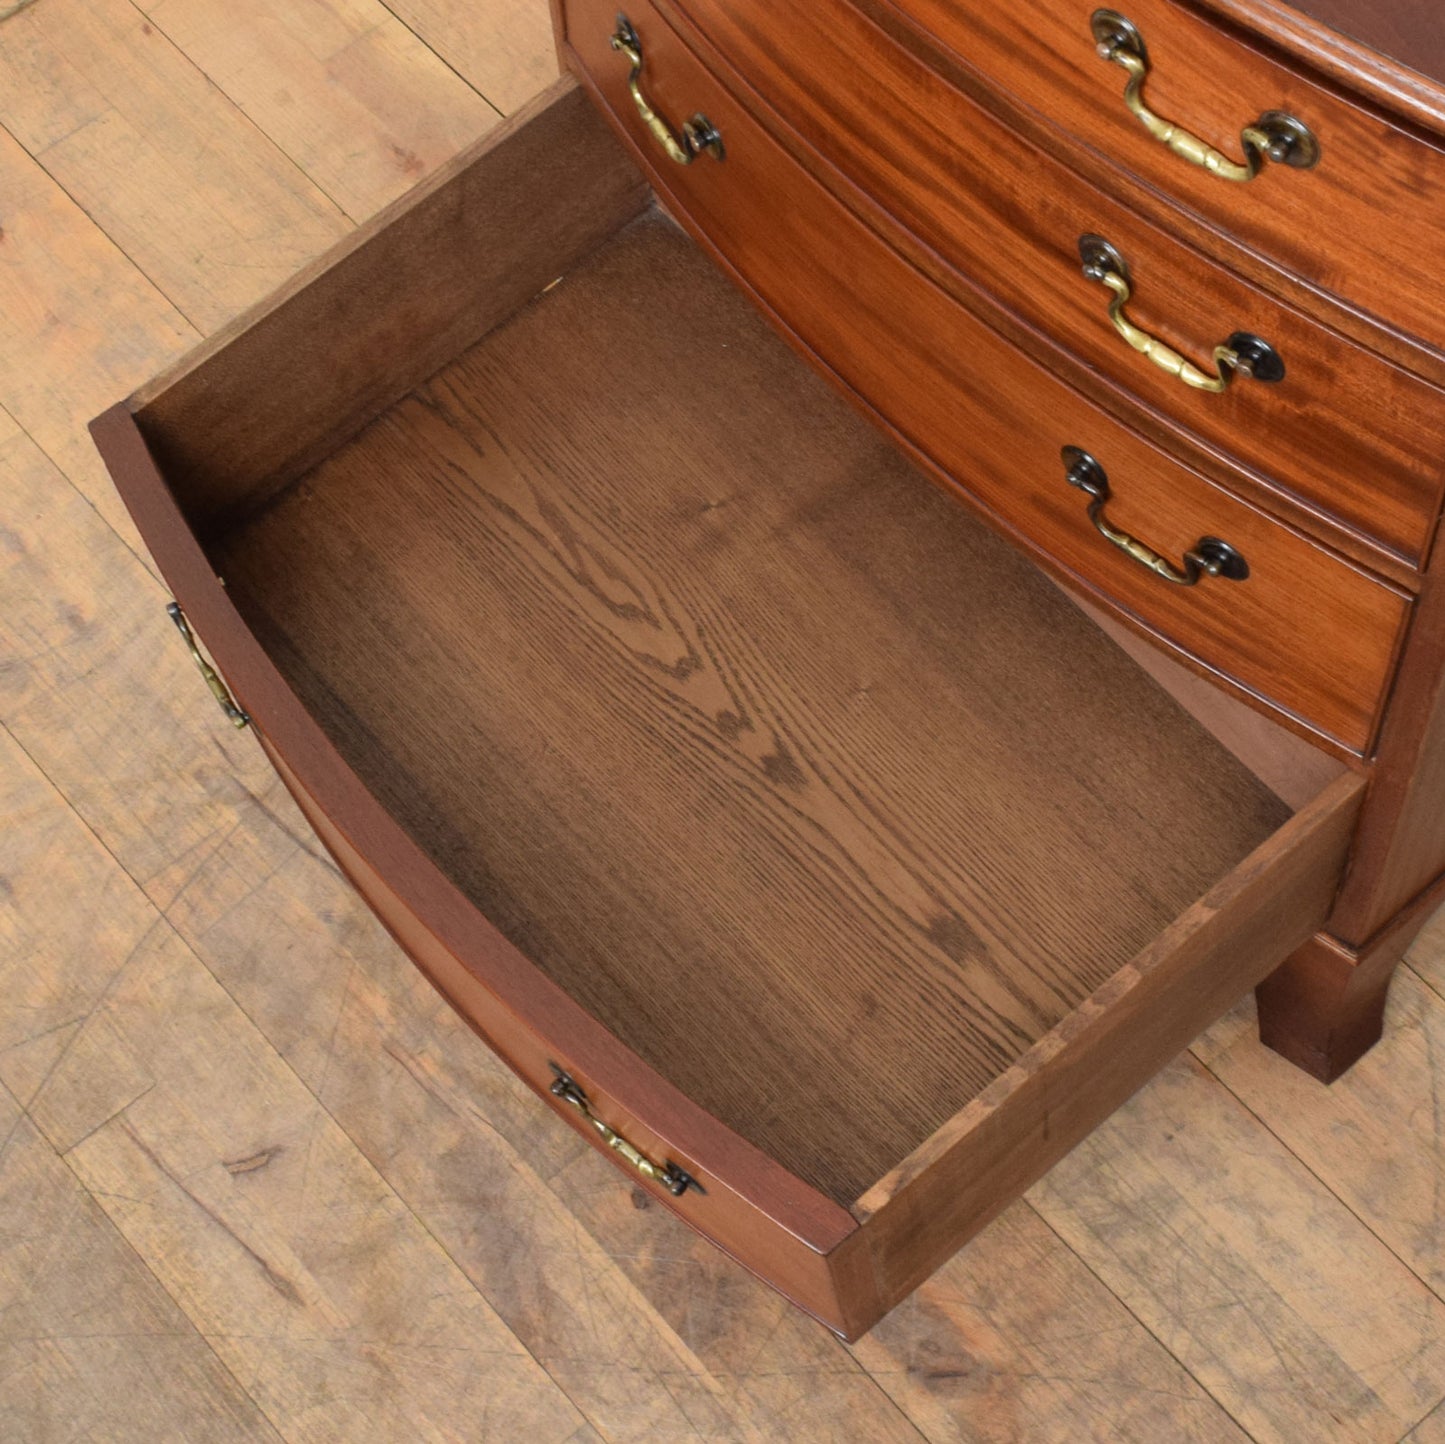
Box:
[0,722,275,1444]
[95,378,863,1287]
[1061,587,1354,811]
[550,1146,934,1440]
[1255,928,1399,1080]
[1406,889,1445,997]
[16,0,1445,1424]
[1030,1050,1445,1443]
[561,1132,1251,1441]
[189,777,889,1434]
[854,770,1362,1310]
[137,0,501,222]
[0,0,350,332]
[664,0,1445,568]
[131,77,649,534]
[1410,1401,1445,1443]
[0,722,589,1441]
[0,422,277,913]
[378,0,559,113]
[1201,962,1445,1302]
[562,0,1413,756]
[208,212,1294,1205]
[0,407,881,1428]
[258,733,881,1334]
[851,1201,1253,1443]
[56,928,589,1444]
[0,1079,279,1444]
[1325,565,1445,943]
[0,122,195,550]
[867,0,1445,358]
[1196,0,1445,126]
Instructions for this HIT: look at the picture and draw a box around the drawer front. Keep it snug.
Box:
[561,0,1410,753]
[876,0,1445,357]
[668,0,1445,566]
[258,729,875,1334]
[93,387,872,1337]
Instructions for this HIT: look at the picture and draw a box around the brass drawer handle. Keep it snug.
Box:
[1090,9,1319,181]
[610,14,724,166]
[549,1067,697,1196]
[1079,235,1284,393]
[167,602,250,727]
[1061,447,1249,586]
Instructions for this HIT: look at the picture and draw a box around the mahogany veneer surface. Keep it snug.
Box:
[666,0,1445,567]
[1248,0,1445,91]
[870,0,1445,357]
[213,213,1291,1205]
[561,0,1411,757]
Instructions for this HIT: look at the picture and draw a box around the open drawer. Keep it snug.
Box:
[92,78,1365,1338]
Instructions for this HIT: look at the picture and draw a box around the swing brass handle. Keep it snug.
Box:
[1061,447,1249,587]
[168,603,249,727]
[610,14,724,166]
[550,1068,697,1196]
[1090,9,1319,182]
[1079,235,1285,393]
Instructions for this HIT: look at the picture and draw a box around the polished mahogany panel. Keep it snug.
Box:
[872,0,1445,358]
[665,0,1445,567]
[562,0,1411,753]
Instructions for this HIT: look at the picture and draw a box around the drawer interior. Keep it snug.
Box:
[179,204,1315,1207]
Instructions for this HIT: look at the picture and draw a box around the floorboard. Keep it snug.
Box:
[135,0,501,222]
[0,1079,282,1444]
[0,0,350,332]
[3,0,1445,1438]
[0,122,194,550]
[2,723,590,1440]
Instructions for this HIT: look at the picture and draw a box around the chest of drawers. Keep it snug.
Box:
[92,0,1445,1336]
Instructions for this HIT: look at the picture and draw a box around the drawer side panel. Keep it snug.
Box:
[853,770,1364,1309]
[87,399,863,1305]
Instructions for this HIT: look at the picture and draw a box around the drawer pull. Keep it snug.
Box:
[549,1067,697,1196]
[1061,447,1249,586]
[610,15,724,166]
[167,602,250,727]
[1089,10,1319,181]
[1079,235,1284,392]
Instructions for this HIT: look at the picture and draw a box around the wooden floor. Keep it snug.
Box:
[3,2,1445,1440]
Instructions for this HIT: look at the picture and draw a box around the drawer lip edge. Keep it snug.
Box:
[849,764,1365,1306]
[88,399,858,1258]
[857,772,1366,1220]
[1186,0,1445,141]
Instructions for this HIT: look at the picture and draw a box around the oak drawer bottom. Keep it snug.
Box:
[211,211,1294,1205]
[96,80,1364,1335]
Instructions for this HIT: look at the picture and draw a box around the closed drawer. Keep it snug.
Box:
[667,0,1445,567]
[876,0,1445,358]
[95,78,1365,1337]
[562,0,1410,754]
